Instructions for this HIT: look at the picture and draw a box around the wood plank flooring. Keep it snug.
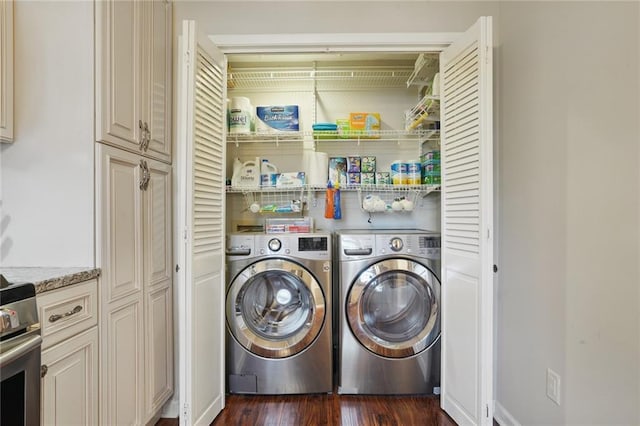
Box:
[155,393,456,426]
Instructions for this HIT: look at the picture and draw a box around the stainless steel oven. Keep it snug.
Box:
[0,280,41,426]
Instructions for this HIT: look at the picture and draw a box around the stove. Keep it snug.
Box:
[0,274,41,426]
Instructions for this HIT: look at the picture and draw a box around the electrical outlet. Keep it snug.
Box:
[546,368,561,405]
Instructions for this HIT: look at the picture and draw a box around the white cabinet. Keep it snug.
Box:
[38,279,99,426]
[96,0,172,163]
[0,0,13,142]
[97,143,173,425]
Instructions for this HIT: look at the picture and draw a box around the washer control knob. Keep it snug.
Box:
[389,237,403,252]
[268,238,282,252]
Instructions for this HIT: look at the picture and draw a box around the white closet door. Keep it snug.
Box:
[176,20,227,426]
[440,16,494,426]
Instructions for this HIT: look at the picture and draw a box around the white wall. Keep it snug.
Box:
[0,1,94,267]
[497,2,640,425]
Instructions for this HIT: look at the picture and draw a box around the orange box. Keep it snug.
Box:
[349,113,381,138]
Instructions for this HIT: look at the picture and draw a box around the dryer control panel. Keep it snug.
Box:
[376,234,440,259]
[254,233,331,260]
[338,231,440,260]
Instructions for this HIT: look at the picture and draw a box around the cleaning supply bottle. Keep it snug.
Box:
[260,159,278,187]
[324,181,334,219]
[333,181,342,219]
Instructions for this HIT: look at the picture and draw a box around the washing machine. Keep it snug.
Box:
[225,232,333,394]
[337,229,441,395]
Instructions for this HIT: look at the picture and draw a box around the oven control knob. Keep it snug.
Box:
[268,238,282,252]
[389,237,403,252]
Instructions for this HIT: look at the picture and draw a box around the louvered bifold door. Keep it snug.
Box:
[177,20,227,426]
[439,16,494,426]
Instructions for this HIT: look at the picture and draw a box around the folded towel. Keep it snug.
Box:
[312,123,338,131]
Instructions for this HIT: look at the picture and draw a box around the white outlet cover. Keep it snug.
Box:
[546,368,561,405]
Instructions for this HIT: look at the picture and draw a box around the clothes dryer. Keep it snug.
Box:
[225,232,332,394]
[337,229,441,395]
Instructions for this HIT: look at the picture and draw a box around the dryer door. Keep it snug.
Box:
[226,258,326,358]
[347,258,440,358]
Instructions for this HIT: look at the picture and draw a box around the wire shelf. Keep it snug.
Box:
[405,95,440,131]
[228,66,414,91]
[233,186,308,215]
[226,129,439,146]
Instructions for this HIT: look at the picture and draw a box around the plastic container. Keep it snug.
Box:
[260,159,278,187]
[230,160,260,188]
[390,161,407,185]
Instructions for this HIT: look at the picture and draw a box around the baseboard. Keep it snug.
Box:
[494,401,521,426]
[161,396,180,419]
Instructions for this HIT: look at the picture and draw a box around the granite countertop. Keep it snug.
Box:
[0,267,101,294]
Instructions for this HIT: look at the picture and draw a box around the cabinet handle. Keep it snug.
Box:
[139,160,150,191]
[41,364,48,378]
[142,121,151,152]
[48,305,83,323]
[139,120,146,151]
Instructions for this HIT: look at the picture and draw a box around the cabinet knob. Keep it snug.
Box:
[41,364,48,378]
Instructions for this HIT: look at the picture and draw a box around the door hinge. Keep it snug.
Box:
[183,403,189,422]
[183,229,189,242]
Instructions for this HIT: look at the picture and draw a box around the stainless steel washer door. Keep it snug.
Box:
[227,258,326,359]
[346,258,440,359]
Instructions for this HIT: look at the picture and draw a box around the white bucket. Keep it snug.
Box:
[228,97,252,134]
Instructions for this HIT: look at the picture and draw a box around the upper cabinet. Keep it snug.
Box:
[96,0,172,163]
[0,0,13,142]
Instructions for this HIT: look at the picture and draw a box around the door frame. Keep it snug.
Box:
[174,29,495,424]
[209,32,458,53]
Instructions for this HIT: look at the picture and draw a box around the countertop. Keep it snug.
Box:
[0,267,101,294]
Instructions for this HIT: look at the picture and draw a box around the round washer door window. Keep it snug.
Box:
[346,258,440,358]
[226,258,326,359]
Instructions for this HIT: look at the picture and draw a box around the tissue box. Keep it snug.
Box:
[266,217,314,233]
[275,172,306,188]
[349,112,381,139]
[256,105,300,132]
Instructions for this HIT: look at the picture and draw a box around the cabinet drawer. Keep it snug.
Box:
[37,279,98,350]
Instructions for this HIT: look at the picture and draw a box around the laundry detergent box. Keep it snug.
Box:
[349,112,381,139]
[347,156,361,173]
[256,105,300,133]
[328,157,348,186]
[361,156,376,173]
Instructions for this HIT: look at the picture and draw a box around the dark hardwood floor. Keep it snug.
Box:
[156,393,456,426]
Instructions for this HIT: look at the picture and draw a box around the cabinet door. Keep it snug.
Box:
[97,144,144,304]
[97,144,146,425]
[96,0,143,152]
[41,327,98,426]
[141,0,172,163]
[143,158,173,421]
[144,285,173,421]
[103,297,145,426]
[0,0,13,142]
